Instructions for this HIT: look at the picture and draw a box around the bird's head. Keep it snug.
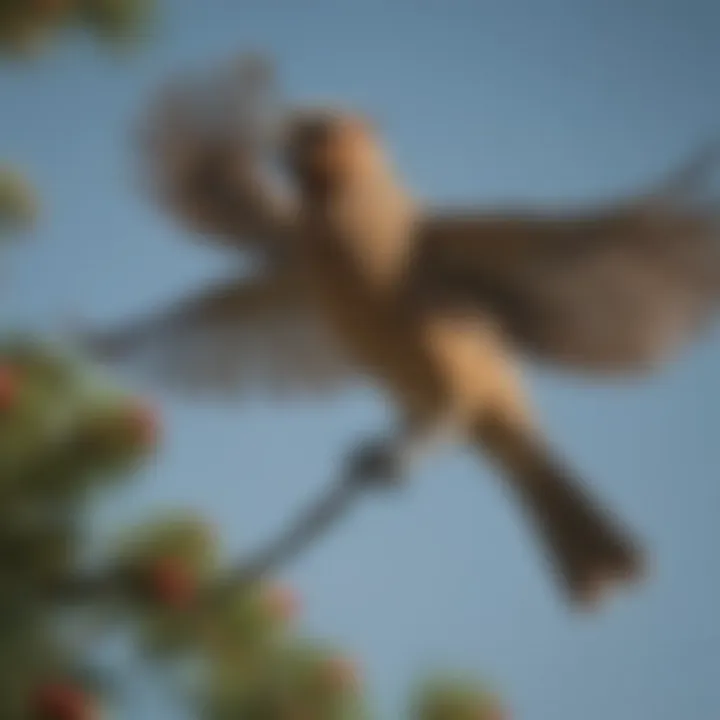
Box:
[282,109,389,197]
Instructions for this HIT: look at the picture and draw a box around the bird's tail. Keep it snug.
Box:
[472,417,646,607]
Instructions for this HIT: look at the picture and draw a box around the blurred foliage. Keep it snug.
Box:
[0,338,507,719]
[0,0,156,57]
[0,0,157,241]
[0,338,156,719]
[412,678,505,720]
[0,165,37,236]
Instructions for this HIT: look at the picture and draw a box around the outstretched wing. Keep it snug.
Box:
[412,146,720,373]
[76,270,355,399]
[140,54,296,263]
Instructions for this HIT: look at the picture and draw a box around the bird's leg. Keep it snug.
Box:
[345,414,460,489]
[225,414,459,587]
[344,438,406,488]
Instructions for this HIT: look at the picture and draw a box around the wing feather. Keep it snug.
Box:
[77,271,355,400]
[140,55,296,262]
[412,146,720,373]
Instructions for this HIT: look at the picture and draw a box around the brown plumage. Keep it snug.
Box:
[80,56,720,607]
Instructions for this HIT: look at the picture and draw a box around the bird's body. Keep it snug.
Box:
[290,123,521,436]
[292,150,446,425]
[282,114,646,605]
[80,57,720,608]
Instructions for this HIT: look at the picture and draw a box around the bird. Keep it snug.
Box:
[77,54,720,608]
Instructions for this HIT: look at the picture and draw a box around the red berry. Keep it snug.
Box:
[146,557,197,609]
[263,584,299,621]
[32,682,97,720]
[125,400,160,448]
[0,364,19,412]
[321,656,360,692]
[474,698,508,720]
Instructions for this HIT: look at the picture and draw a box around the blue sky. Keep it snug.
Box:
[2,0,720,718]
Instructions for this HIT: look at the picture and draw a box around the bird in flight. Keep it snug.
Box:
[78,54,720,608]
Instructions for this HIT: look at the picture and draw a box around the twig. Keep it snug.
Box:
[222,474,364,590]
[48,468,374,606]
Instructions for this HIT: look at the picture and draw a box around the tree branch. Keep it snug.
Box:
[49,466,377,607]
[223,473,364,590]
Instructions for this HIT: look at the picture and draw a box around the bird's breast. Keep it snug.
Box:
[296,221,416,374]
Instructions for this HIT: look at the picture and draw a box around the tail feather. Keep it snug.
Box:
[512,456,645,606]
[474,420,645,607]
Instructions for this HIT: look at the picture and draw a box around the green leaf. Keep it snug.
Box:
[411,676,505,720]
[112,512,217,571]
[0,165,37,234]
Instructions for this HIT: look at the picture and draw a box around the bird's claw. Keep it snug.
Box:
[345,440,407,489]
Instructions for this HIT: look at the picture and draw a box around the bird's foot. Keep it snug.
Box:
[345,439,408,490]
